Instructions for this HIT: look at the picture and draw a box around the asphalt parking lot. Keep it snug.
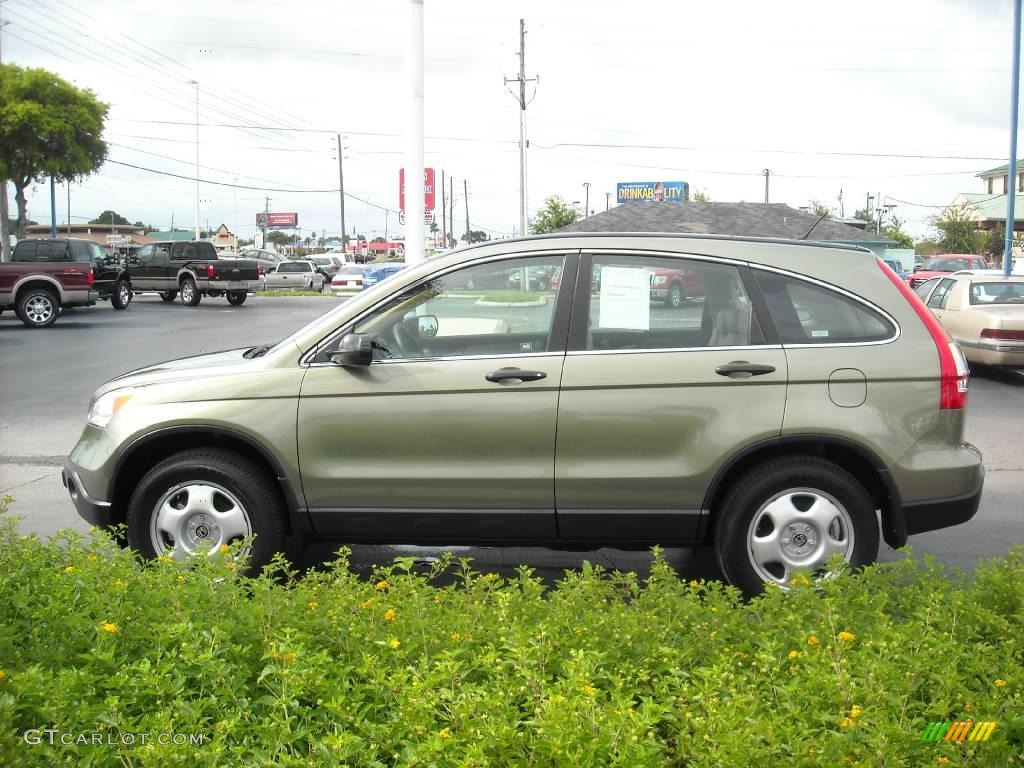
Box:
[2,293,1023,583]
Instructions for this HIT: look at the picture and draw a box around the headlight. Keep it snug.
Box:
[652,275,667,286]
[87,387,139,428]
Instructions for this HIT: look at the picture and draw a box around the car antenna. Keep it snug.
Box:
[800,212,829,240]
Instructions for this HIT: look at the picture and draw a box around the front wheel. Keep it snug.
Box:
[180,278,201,307]
[713,456,879,596]
[159,290,178,303]
[665,283,685,308]
[126,449,287,575]
[16,287,59,328]
[111,279,133,310]
[226,291,247,306]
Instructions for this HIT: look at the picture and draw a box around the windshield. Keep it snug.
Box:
[922,258,973,271]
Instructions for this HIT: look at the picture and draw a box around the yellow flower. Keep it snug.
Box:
[788,650,799,660]
[850,705,863,719]
[388,638,401,650]
[689,580,700,588]
[439,728,451,739]
[308,601,319,611]
[219,544,231,554]
[789,575,811,587]
[100,621,119,634]
[114,579,124,589]
[64,566,75,574]
[582,684,598,697]
[0,669,6,681]
[938,757,949,765]
[383,608,396,622]
[839,716,854,729]
[807,635,820,647]
[483,572,498,581]
[225,561,236,570]
[375,580,390,591]
[358,599,373,610]
[838,631,856,643]
[449,632,461,641]
[994,678,1007,688]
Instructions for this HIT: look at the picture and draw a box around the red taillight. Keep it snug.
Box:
[878,259,968,409]
[206,264,216,278]
[87,267,94,286]
[980,328,1024,341]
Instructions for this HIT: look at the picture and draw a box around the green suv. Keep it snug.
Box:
[62,234,984,594]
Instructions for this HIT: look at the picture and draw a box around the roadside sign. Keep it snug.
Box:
[398,210,435,225]
[399,168,436,211]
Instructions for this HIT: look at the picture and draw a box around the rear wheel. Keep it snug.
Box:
[226,291,247,306]
[126,448,287,575]
[180,278,201,307]
[665,283,685,308]
[16,287,59,328]
[714,456,879,596]
[111,279,133,310]
[159,290,178,303]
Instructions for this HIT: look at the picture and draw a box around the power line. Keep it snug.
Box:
[531,142,1006,162]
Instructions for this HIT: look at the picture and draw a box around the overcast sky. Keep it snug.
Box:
[3,0,1021,242]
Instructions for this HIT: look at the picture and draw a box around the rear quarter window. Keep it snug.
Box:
[754,270,895,345]
[11,241,37,261]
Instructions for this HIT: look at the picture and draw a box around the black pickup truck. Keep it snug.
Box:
[125,240,259,306]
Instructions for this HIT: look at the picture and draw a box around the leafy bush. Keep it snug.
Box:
[0,500,1021,767]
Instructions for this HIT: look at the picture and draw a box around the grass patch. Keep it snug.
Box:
[0,494,1021,766]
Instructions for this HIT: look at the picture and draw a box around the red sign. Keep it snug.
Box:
[256,212,299,228]
[399,168,435,212]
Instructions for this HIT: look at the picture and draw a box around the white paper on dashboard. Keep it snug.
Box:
[598,266,650,330]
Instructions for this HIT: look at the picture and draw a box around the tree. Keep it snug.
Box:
[930,202,980,254]
[463,230,488,244]
[691,189,711,203]
[90,210,130,226]
[880,216,914,250]
[852,207,876,230]
[0,64,108,239]
[266,230,294,246]
[808,200,833,218]
[530,196,579,234]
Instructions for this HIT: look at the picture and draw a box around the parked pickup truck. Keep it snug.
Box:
[126,240,260,306]
[1,238,132,328]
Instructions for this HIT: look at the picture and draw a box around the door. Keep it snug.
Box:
[554,251,788,543]
[925,277,956,323]
[297,252,575,542]
[132,243,171,288]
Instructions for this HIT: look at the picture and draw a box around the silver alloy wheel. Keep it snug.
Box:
[181,281,195,303]
[746,487,855,586]
[149,481,252,562]
[25,294,55,324]
[118,282,131,305]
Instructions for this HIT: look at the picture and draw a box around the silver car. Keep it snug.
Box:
[263,260,328,291]
[239,249,289,276]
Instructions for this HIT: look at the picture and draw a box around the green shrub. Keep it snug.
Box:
[0,501,1021,767]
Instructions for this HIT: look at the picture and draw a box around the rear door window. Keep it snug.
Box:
[927,278,955,309]
[70,241,93,262]
[35,241,71,262]
[754,270,895,344]
[11,241,37,261]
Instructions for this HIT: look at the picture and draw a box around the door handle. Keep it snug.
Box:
[485,368,547,383]
[715,361,777,378]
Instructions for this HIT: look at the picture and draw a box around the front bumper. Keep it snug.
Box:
[61,463,115,527]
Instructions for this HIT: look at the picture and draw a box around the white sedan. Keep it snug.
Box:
[331,265,366,294]
[263,260,328,292]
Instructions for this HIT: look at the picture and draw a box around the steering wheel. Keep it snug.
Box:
[393,321,421,358]
[370,335,395,359]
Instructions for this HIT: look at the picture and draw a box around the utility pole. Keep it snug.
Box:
[762,169,771,204]
[67,182,71,234]
[606,192,611,212]
[405,0,425,265]
[1007,0,1022,275]
[876,190,882,236]
[583,182,591,218]
[263,196,270,247]
[188,80,200,241]
[464,178,470,244]
[440,170,446,248]
[49,177,56,238]
[0,1,11,259]
[336,134,347,250]
[449,176,455,247]
[504,18,538,240]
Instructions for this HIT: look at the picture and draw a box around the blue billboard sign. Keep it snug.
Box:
[616,181,688,204]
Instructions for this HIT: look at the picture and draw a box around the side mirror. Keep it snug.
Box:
[328,333,372,366]
[415,315,438,338]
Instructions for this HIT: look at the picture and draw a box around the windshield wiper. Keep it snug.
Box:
[244,343,274,359]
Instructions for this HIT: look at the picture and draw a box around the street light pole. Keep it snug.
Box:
[583,182,591,218]
[336,134,347,251]
[0,9,11,259]
[187,79,200,241]
[1005,0,1022,275]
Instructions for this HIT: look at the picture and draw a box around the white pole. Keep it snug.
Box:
[189,80,200,241]
[405,0,425,265]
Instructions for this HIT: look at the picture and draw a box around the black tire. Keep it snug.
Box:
[226,291,247,306]
[180,277,201,307]
[713,456,879,597]
[665,283,685,308]
[160,290,178,303]
[16,287,59,328]
[126,448,287,575]
[111,279,133,310]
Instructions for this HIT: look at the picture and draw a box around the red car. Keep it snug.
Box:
[907,254,990,289]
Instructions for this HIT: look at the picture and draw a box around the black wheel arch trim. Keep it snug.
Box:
[701,434,906,549]
[109,425,306,529]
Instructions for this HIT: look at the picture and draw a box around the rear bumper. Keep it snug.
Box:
[61,463,115,527]
[902,461,985,536]
[208,280,258,292]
